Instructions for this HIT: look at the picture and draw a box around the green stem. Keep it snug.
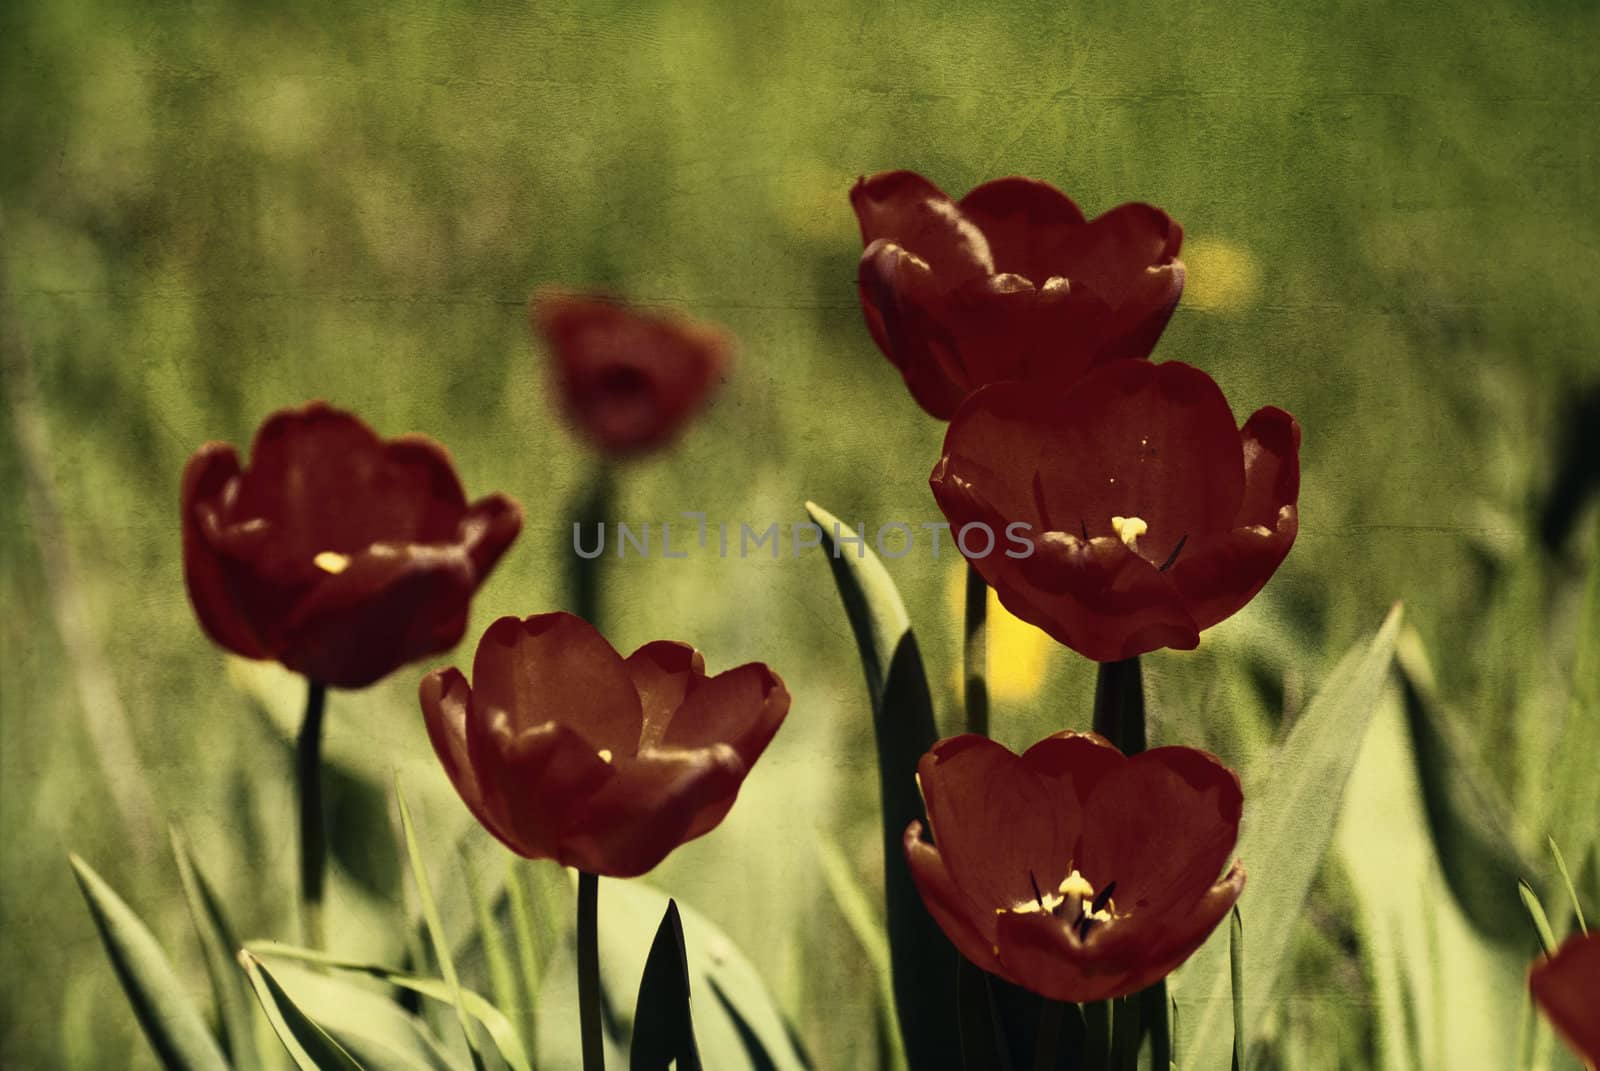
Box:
[577,870,604,1070]
[964,562,990,736]
[295,679,327,950]
[1083,999,1111,1070]
[571,464,613,626]
[1033,998,1064,1071]
[1091,658,1144,755]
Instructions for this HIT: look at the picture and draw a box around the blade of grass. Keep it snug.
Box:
[170,826,264,1071]
[397,777,488,1071]
[815,835,907,1071]
[1229,907,1244,1071]
[238,950,365,1071]
[1548,837,1588,934]
[69,852,230,1071]
[1518,880,1558,957]
[461,849,522,1041]
[247,941,532,1071]
[505,860,544,1054]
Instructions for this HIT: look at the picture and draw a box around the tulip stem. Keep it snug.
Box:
[1033,997,1065,1071]
[1091,657,1144,755]
[577,870,604,1070]
[296,678,327,950]
[963,563,989,736]
[571,464,613,627]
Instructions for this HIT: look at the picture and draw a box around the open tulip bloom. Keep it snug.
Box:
[852,169,1185,419]
[421,612,790,878]
[532,288,734,457]
[1530,931,1600,1068]
[181,401,523,690]
[905,731,1245,1004]
[931,359,1300,662]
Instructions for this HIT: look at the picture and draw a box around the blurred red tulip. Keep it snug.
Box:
[1531,931,1600,1068]
[181,402,521,689]
[531,289,734,456]
[851,169,1185,419]
[905,731,1244,1003]
[421,612,789,877]
[930,359,1299,662]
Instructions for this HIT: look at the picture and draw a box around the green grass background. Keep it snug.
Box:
[2,1,1597,1068]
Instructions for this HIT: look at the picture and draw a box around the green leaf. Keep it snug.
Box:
[1229,908,1244,1071]
[1549,836,1589,933]
[1393,628,1533,944]
[1336,680,1526,1071]
[814,836,906,1071]
[68,852,230,1071]
[461,849,522,1044]
[249,958,464,1071]
[805,501,958,1068]
[538,878,809,1071]
[169,826,265,1071]
[248,942,532,1071]
[630,900,702,1071]
[1519,881,1558,957]
[396,778,488,1071]
[1174,603,1403,1069]
[239,950,366,1071]
[1548,544,1600,898]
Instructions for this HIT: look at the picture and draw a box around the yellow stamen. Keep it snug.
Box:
[1058,870,1095,900]
[1110,516,1147,550]
[597,748,614,764]
[313,551,351,575]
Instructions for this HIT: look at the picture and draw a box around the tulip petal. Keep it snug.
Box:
[460,492,524,579]
[469,718,618,862]
[236,403,470,564]
[916,735,1088,917]
[1053,203,1184,304]
[180,442,271,660]
[1169,406,1301,633]
[992,905,1128,1003]
[470,614,644,754]
[956,177,1087,284]
[660,662,790,769]
[274,543,476,688]
[625,641,708,748]
[903,822,1006,965]
[1530,932,1600,1067]
[420,668,513,850]
[856,240,972,420]
[850,170,993,284]
[561,745,748,877]
[1077,747,1243,918]
[533,290,734,456]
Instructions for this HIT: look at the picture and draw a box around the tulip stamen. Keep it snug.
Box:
[1053,868,1117,942]
[1029,871,1047,911]
[1159,534,1188,572]
[313,551,351,575]
[1080,519,1088,541]
[1111,516,1148,551]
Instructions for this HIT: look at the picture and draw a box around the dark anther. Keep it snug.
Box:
[1029,871,1046,910]
[1091,881,1116,914]
[1159,533,1189,572]
[1075,914,1098,940]
[1032,472,1058,531]
[1080,519,1089,540]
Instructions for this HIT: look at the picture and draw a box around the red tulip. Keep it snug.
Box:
[904,732,1244,1003]
[531,289,734,456]
[181,402,522,689]
[852,169,1185,419]
[930,359,1299,662]
[1530,931,1600,1068]
[421,612,790,877]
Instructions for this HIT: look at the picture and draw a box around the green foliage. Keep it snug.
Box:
[1176,603,1402,1068]
[68,853,230,1071]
